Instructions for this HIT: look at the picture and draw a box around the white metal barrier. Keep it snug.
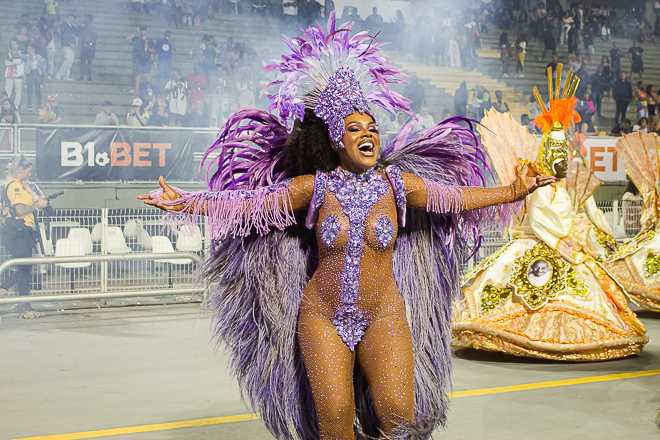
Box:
[0,207,207,299]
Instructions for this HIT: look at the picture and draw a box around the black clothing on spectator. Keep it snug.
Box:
[629,46,644,73]
[610,47,623,75]
[567,28,578,53]
[454,82,469,117]
[612,79,634,101]
[610,122,632,136]
[59,21,78,48]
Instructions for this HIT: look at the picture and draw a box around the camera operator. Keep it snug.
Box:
[0,155,47,318]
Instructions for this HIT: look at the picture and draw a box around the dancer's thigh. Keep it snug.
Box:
[298,310,356,439]
[356,313,415,433]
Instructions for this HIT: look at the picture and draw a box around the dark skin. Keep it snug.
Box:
[138,111,556,210]
[554,160,568,179]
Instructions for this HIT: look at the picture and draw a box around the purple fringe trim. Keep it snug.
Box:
[423,179,469,213]
[150,183,296,240]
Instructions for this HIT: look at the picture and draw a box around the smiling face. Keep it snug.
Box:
[335,111,380,174]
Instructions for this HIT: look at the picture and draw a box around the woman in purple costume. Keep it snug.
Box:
[139,14,555,440]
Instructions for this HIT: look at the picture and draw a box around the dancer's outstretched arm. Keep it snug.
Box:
[138,175,315,238]
[400,165,556,213]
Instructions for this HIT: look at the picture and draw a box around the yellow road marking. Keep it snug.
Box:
[450,368,660,398]
[10,369,660,440]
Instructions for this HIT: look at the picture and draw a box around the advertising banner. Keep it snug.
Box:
[36,127,202,181]
[580,137,626,182]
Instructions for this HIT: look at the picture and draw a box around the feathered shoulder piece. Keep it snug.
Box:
[616,131,660,230]
[478,109,539,186]
[262,12,411,143]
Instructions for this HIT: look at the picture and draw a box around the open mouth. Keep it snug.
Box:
[358,139,375,156]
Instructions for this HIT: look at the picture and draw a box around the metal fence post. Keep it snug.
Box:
[101,208,108,292]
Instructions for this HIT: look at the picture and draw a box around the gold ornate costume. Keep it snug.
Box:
[452,68,648,361]
[603,132,660,311]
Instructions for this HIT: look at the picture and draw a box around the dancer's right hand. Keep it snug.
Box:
[137,176,185,212]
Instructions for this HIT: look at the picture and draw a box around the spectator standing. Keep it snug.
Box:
[634,80,648,122]
[520,114,536,134]
[492,90,510,113]
[4,40,26,109]
[29,25,47,59]
[628,40,644,80]
[163,70,188,126]
[413,106,435,131]
[55,13,78,81]
[574,64,589,103]
[583,27,594,64]
[610,41,622,78]
[324,0,335,18]
[454,81,468,117]
[646,84,658,129]
[14,26,30,54]
[464,14,481,71]
[39,95,63,124]
[515,33,527,77]
[0,155,48,318]
[77,14,97,82]
[209,65,227,126]
[403,73,425,114]
[282,1,298,27]
[42,20,55,80]
[589,65,608,119]
[200,35,219,79]
[236,66,255,109]
[126,98,151,126]
[155,31,175,91]
[365,7,383,31]
[0,100,22,123]
[600,56,613,101]
[541,23,556,61]
[24,44,45,112]
[43,0,58,26]
[622,178,641,235]
[94,101,119,125]
[499,32,512,78]
[560,11,572,45]
[127,26,155,93]
[546,52,559,79]
[567,22,578,57]
[613,72,633,124]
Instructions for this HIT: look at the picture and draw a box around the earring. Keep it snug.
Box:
[332,139,345,150]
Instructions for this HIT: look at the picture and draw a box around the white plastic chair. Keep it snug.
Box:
[39,223,54,256]
[123,219,144,238]
[105,227,132,254]
[176,225,203,252]
[67,228,93,255]
[137,228,153,252]
[55,238,92,291]
[90,223,103,243]
[152,235,191,287]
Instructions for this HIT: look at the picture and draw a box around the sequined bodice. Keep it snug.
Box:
[306,167,402,350]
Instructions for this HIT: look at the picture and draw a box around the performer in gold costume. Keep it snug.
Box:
[604,132,660,312]
[453,66,648,361]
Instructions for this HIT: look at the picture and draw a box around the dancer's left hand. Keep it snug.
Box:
[517,164,557,194]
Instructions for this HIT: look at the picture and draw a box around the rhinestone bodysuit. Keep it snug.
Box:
[323,167,390,349]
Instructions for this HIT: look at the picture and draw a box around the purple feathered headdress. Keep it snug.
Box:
[263,11,412,145]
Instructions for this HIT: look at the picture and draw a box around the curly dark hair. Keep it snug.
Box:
[283,108,340,176]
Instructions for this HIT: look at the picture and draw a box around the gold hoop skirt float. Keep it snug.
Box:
[452,112,648,361]
[602,132,660,312]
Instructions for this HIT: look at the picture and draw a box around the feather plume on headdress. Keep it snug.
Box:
[533,63,581,175]
[262,11,412,144]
